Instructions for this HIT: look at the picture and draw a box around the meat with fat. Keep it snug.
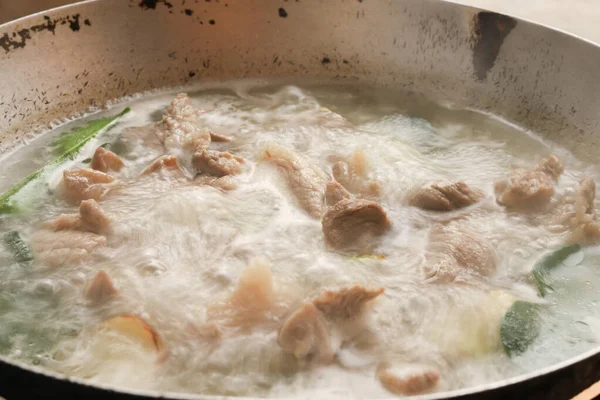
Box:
[409,181,483,211]
[192,149,244,177]
[424,225,496,283]
[90,147,125,173]
[322,198,391,252]
[495,155,563,211]
[262,143,328,218]
[62,168,116,203]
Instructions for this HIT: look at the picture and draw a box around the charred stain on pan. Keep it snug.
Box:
[139,0,173,10]
[279,8,288,18]
[0,14,88,54]
[471,11,517,81]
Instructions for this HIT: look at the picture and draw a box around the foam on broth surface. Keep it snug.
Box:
[1,80,599,398]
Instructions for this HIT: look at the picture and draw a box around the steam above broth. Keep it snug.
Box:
[1,80,600,398]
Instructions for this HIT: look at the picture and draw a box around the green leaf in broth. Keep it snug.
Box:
[501,244,582,357]
[50,108,130,156]
[0,107,130,214]
[500,300,542,356]
[2,231,33,266]
[532,244,581,297]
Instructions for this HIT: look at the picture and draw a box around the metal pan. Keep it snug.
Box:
[1,0,600,398]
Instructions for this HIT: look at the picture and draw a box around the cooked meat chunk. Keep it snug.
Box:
[279,284,383,362]
[322,199,391,252]
[262,143,328,218]
[141,155,183,176]
[207,259,279,328]
[62,168,116,203]
[158,93,211,152]
[31,230,107,268]
[424,225,496,283]
[278,303,333,361]
[377,363,440,395]
[192,149,244,177]
[313,284,384,320]
[209,131,232,142]
[85,270,117,303]
[549,177,600,243]
[325,181,352,206]
[46,199,111,234]
[332,149,381,199]
[495,155,563,210]
[190,175,238,191]
[409,181,483,211]
[90,147,125,173]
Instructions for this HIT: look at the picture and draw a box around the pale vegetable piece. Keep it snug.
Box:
[377,363,440,395]
[425,290,515,357]
[85,270,118,303]
[62,168,116,203]
[261,142,328,218]
[102,316,164,352]
[90,146,125,173]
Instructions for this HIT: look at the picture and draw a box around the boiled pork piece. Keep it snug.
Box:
[90,147,125,173]
[262,143,328,218]
[408,181,483,211]
[424,225,496,283]
[495,155,563,211]
[192,149,244,177]
[322,198,391,252]
[62,168,116,203]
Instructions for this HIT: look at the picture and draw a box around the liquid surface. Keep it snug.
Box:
[1,80,600,398]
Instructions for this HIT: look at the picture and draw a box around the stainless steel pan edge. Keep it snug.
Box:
[1,0,600,399]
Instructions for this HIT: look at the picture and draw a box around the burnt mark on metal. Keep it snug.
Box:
[139,0,173,10]
[472,11,517,81]
[184,9,193,16]
[321,57,331,65]
[278,8,288,18]
[68,14,81,32]
[0,14,87,54]
[188,71,196,77]
[209,19,215,25]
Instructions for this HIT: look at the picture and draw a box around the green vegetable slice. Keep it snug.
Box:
[2,231,33,266]
[532,244,581,297]
[501,244,583,357]
[501,300,541,356]
[0,107,130,214]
